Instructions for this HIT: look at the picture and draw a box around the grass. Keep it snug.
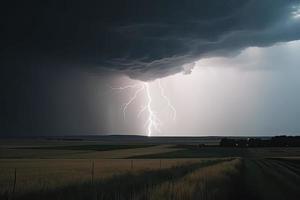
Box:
[0,144,179,159]
[149,159,241,200]
[16,144,155,151]
[0,158,202,196]
[1,140,300,200]
[1,157,299,200]
[130,145,300,159]
[130,146,249,158]
[1,159,228,200]
[241,158,300,200]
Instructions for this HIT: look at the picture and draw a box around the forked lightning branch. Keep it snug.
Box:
[112,80,176,137]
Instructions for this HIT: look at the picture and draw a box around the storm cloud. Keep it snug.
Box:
[2,0,300,136]
[2,0,300,81]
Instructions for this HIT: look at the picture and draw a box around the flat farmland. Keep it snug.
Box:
[0,158,202,195]
[1,138,300,200]
[0,144,180,159]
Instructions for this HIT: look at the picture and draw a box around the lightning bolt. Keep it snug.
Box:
[144,82,160,137]
[121,85,145,120]
[158,80,177,120]
[112,80,176,137]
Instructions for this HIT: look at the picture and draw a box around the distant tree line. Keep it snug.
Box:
[220,136,300,147]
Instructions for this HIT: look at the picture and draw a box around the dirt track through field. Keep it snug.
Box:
[240,158,300,200]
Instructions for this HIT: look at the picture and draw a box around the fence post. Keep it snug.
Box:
[160,159,162,169]
[170,176,174,200]
[11,168,17,199]
[91,160,94,184]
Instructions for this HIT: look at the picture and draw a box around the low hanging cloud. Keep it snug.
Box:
[2,0,300,81]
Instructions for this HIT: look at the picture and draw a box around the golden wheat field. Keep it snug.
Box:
[0,159,201,192]
[149,159,241,200]
[1,139,300,200]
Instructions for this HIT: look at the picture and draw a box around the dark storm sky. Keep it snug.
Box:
[1,0,300,136]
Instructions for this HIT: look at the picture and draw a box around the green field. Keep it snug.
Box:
[18,144,155,151]
[131,145,300,158]
[1,140,299,200]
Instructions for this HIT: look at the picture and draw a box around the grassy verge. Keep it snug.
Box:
[149,159,241,200]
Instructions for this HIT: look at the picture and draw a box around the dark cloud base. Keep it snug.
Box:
[1,0,300,136]
[2,0,300,81]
